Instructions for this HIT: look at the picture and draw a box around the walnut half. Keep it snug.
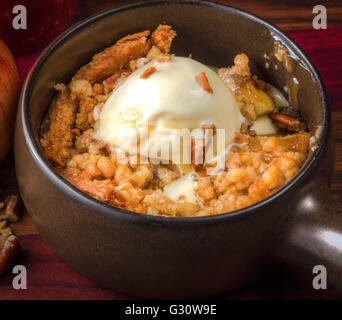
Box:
[0,195,21,222]
[0,221,21,276]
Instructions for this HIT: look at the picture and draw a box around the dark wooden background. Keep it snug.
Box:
[1,0,342,299]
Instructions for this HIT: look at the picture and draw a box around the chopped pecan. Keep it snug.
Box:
[268,112,306,132]
[202,124,215,151]
[0,225,21,276]
[191,138,205,172]
[191,125,216,172]
[195,72,213,94]
[140,66,157,79]
[0,195,21,222]
[103,71,131,94]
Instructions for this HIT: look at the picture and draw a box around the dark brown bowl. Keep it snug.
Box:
[14,0,342,298]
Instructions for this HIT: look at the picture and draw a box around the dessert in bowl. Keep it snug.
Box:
[40,25,310,217]
[14,1,342,298]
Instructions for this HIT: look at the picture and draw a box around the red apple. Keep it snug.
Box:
[0,38,20,162]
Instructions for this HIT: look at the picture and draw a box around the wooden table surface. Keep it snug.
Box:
[1,0,342,300]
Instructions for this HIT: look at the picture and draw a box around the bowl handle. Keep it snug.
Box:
[276,181,342,289]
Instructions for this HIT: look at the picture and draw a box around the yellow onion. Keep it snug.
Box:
[0,39,20,163]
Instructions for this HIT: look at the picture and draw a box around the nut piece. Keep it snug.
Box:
[0,195,21,222]
[0,227,21,276]
[0,196,22,276]
[0,224,21,276]
[103,71,131,94]
[191,125,216,172]
[140,66,157,79]
[268,112,306,132]
[191,138,205,172]
[195,72,213,94]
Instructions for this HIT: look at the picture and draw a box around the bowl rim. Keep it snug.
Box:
[19,0,329,224]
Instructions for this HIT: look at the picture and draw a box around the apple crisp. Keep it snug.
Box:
[40,25,309,217]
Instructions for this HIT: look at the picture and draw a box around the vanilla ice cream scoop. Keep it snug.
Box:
[93,56,242,161]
